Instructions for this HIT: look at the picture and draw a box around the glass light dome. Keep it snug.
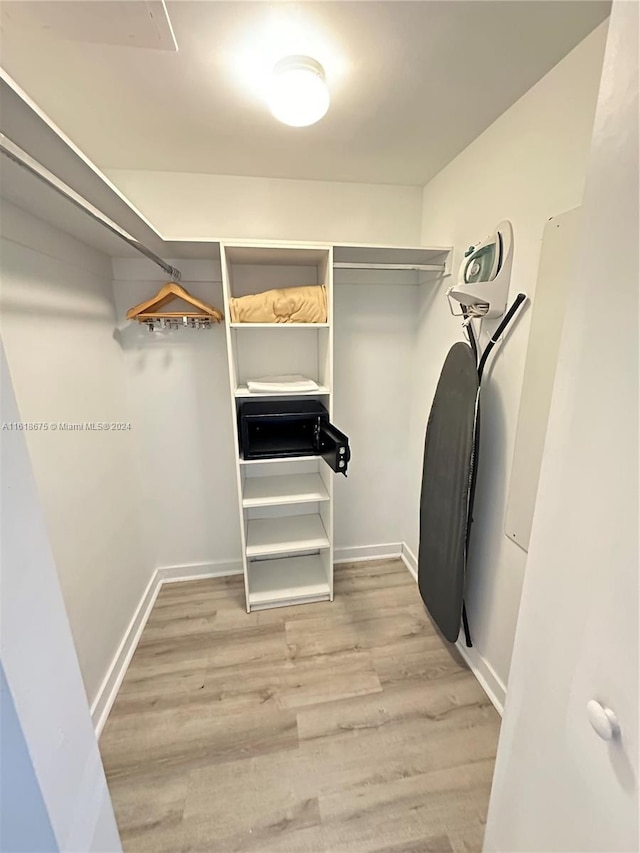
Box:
[268,55,330,127]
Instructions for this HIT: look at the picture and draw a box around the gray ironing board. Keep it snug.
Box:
[418,342,479,642]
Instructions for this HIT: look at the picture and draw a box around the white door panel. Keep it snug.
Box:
[485,3,638,850]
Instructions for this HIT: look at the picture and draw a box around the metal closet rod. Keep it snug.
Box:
[0,133,182,281]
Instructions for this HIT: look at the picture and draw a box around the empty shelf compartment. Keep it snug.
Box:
[245,514,329,557]
[243,474,330,508]
[248,554,330,608]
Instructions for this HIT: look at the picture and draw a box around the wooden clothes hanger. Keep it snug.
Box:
[126,281,224,324]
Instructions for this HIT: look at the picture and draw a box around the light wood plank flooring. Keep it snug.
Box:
[99,559,501,853]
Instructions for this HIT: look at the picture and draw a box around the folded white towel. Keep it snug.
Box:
[247,374,320,393]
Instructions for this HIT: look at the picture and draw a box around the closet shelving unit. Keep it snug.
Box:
[221,243,335,611]
[220,240,451,612]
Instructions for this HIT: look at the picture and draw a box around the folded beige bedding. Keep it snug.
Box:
[229,285,327,324]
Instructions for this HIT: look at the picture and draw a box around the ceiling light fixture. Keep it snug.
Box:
[268,55,330,127]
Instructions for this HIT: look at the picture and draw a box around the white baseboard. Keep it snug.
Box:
[91,559,243,737]
[400,542,418,580]
[455,640,506,716]
[158,559,243,584]
[334,542,402,563]
[90,570,162,737]
[397,540,505,717]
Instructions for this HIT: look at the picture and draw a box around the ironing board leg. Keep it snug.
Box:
[462,602,472,648]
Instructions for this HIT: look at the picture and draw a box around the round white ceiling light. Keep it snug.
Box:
[268,55,330,127]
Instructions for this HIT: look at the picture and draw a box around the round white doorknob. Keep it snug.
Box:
[587,700,620,740]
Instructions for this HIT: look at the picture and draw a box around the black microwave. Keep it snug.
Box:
[238,400,351,475]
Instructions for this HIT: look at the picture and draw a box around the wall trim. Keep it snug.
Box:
[398,540,505,716]
[454,640,506,716]
[91,559,243,737]
[157,559,243,585]
[400,542,418,580]
[334,543,402,563]
[90,570,161,737]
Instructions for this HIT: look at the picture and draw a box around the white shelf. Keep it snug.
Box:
[245,514,329,558]
[239,454,320,466]
[220,238,341,611]
[235,385,330,397]
[224,244,330,266]
[333,245,450,266]
[230,323,329,328]
[332,245,451,285]
[243,474,329,508]
[247,554,330,608]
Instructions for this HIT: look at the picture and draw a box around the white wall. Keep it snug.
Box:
[407,21,608,706]
[104,170,423,246]
[334,282,418,556]
[0,664,59,852]
[0,343,121,852]
[110,258,242,574]
[0,201,150,707]
[485,3,638,847]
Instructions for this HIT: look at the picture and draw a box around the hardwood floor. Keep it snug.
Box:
[99,559,501,853]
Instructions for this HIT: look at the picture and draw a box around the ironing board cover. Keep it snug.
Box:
[418,342,479,642]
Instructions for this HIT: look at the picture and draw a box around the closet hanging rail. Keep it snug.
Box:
[0,133,182,281]
[333,262,445,272]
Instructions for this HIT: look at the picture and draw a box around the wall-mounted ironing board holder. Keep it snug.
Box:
[418,292,526,649]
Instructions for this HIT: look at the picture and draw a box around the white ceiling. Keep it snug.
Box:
[0,1,609,186]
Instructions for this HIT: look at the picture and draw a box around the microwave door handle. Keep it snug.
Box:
[317,421,351,476]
